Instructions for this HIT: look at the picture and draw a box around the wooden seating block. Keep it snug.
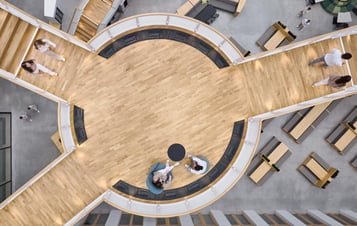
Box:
[263,31,285,51]
[234,0,246,16]
[326,106,357,154]
[305,158,327,180]
[177,1,195,15]
[249,161,271,183]
[333,129,355,153]
[299,152,338,188]
[289,102,330,140]
[257,21,296,51]
[248,137,290,184]
[51,131,64,153]
[298,165,319,184]
[267,143,289,164]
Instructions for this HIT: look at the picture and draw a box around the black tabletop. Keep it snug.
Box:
[168,143,186,161]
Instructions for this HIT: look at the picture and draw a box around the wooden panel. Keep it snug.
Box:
[83,0,111,24]
[0,15,19,58]
[249,161,271,183]
[305,158,327,180]
[267,143,288,164]
[0,9,9,30]
[0,21,28,66]
[6,25,37,73]
[289,102,330,140]
[177,1,195,15]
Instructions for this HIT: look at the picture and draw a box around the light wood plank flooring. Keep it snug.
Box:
[1,23,356,224]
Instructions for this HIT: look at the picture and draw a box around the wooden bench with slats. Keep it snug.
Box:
[283,100,340,143]
[257,21,296,51]
[298,152,338,188]
[248,137,290,184]
[326,106,357,154]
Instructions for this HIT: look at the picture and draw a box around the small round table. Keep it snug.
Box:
[167,143,186,161]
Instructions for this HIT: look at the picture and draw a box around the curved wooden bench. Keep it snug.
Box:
[113,120,245,201]
[98,28,229,68]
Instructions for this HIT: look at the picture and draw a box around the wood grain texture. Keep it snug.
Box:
[1,14,356,225]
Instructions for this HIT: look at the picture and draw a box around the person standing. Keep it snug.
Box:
[297,7,311,17]
[308,49,352,67]
[312,75,351,88]
[21,59,58,76]
[27,104,40,113]
[297,18,311,31]
[34,39,66,62]
[19,113,32,122]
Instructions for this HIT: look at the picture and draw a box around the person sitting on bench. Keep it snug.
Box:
[185,154,208,174]
[152,160,179,189]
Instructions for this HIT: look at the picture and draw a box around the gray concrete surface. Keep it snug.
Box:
[0,77,60,190]
[202,94,357,213]
[5,0,81,32]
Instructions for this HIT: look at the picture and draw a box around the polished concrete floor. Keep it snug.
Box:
[3,0,357,216]
[0,77,59,191]
[202,94,357,213]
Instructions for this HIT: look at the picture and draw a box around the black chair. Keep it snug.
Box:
[352,7,357,16]
[333,16,349,30]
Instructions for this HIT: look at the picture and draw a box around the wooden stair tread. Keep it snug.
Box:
[83,0,111,24]
[0,15,20,58]
[0,9,9,30]
[4,24,37,74]
[0,21,29,69]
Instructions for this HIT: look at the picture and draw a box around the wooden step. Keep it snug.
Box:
[75,27,92,42]
[0,9,10,31]
[0,21,29,70]
[83,0,111,24]
[101,0,113,6]
[74,32,90,42]
[0,15,20,59]
[5,24,36,74]
[80,14,98,32]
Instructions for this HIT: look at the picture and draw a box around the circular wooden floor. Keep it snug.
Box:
[75,39,250,192]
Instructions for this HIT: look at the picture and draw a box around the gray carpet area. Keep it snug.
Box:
[0,77,59,191]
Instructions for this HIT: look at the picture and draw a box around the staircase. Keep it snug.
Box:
[74,0,112,42]
[0,9,37,74]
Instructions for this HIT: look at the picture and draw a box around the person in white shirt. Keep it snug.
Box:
[34,39,66,62]
[297,18,311,31]
[152,160,179,189]
[308,49,352,66]
[19,113,32,122]
[27,104,40,113]
[21,59,58,76]
[312,75,351,88]
[185,155,208,175]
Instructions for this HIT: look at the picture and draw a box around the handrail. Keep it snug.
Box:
[65,119,260,221]
[97,0,121,33]
[88,13,244,64]
[0,0,92,52]
[239,24,357,64]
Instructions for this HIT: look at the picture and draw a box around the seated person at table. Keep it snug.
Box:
[152,160,179,189]
[185,154,208,175]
